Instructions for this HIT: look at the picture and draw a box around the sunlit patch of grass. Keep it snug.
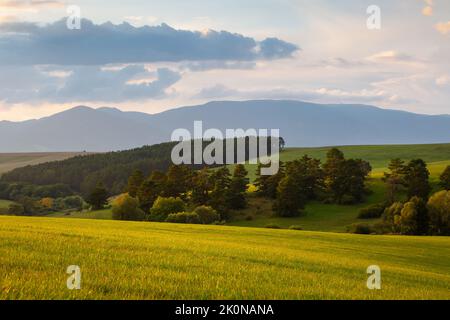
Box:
[0,216,449,300]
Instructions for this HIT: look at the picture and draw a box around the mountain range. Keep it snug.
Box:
[1,100,449,152]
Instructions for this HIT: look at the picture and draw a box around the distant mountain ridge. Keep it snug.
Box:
[1,100,450,152]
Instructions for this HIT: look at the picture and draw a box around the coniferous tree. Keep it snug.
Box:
[255,162,285,199]
[383,158,407,204]
[127,169,144,197]
[227,164,249,209]
[209,167,232,216]
[87,182,108,210]
[274,174,305,217]
[191,168,211,206]
[404,159,431,200]
[439,165,450,190]
[323,148,346,203]
[164,165,192,199]
[137,171,166,211]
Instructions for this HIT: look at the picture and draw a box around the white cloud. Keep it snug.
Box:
[422,6,433,16]
[435,21,450,35]
[436,75,450,86]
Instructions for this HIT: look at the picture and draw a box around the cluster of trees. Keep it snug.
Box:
[355,163,450,236]
[110,164,250,223]
[0,181,83,216]
[1,142,178,196]
[256,148,371,217]
[0,182,74,201]
[7,195,86,216]
[1,137,283,198]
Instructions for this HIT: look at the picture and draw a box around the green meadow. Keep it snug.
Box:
[1,144,449,300]
[1,216,449,300]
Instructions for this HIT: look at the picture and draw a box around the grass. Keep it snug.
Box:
[0,152,88,176]
[49,209,113,220]
[0,199,16,215]
[0,215,449,300]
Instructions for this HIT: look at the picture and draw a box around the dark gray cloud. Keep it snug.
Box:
[0,65,181,103]
[0,18,299,65]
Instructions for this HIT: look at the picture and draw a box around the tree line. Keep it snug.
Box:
[354,160,450,235]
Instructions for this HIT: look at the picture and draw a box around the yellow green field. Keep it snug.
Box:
[1,216,449,300]
[0,152,86,176]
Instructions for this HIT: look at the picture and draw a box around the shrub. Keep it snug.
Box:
[8,203,25,216]
[166,212,200,224]
[193,206,220,224]
[289,225,303,230]
[265,224,281,229]
[245,215,254,221]
[427,190,450,236]
[148,196,185,221]
[347,223,372,234]
[358,203,386,219]
[340,195,357,205]
[112,194,145,221]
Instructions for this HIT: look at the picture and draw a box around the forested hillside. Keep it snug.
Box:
[1,142,177,196]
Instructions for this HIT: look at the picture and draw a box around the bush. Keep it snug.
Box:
[112,194,145,221]
[289,225,303,230]
[265,224,281,229]
[340,195,357,205]
[148,196,185,221]
[347,223,372,234]
[193,206,220,224]
[427,190,450,235]
[245,215,254,221]
[358,203,386,219]
[166,212,200,224]
[8,203,25,216]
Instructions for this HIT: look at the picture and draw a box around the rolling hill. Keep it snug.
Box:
[1,216,449,300]
[1,100,450,152]
[0,152,87,176]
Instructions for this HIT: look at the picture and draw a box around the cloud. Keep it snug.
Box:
[436,75,450,86]
[422,6,433,16]
[181,60,256,72]
[0,65,182,103]
[366,51,415,63]
[195,84,396,105]
[0,18,299,65]
[435,21,450,35]
[0,0,64,9]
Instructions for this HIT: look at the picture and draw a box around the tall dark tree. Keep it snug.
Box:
[86,182,109,210]
[323,148,346,202]
[255,162,285,199]
[383,158,407,204]
[209,167,232,216]
[191,168,211,206]
[274,175,305,217]
[164,165,192,199]
[404,159,431,200]
[127,169,144,197]
[439,165,450,190]
[227,164,249,210]
[137,171,166,211]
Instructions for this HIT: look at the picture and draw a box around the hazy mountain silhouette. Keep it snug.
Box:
[1,100,449,152]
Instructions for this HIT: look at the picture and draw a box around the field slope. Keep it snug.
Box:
[1,216,449,300]
[0,152,86,176]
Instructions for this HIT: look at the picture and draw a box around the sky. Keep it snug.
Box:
[0,0,449,121]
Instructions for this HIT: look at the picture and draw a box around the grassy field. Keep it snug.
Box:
[0,152,87,176]
[0,215,449,300]
[0,199,15,215]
